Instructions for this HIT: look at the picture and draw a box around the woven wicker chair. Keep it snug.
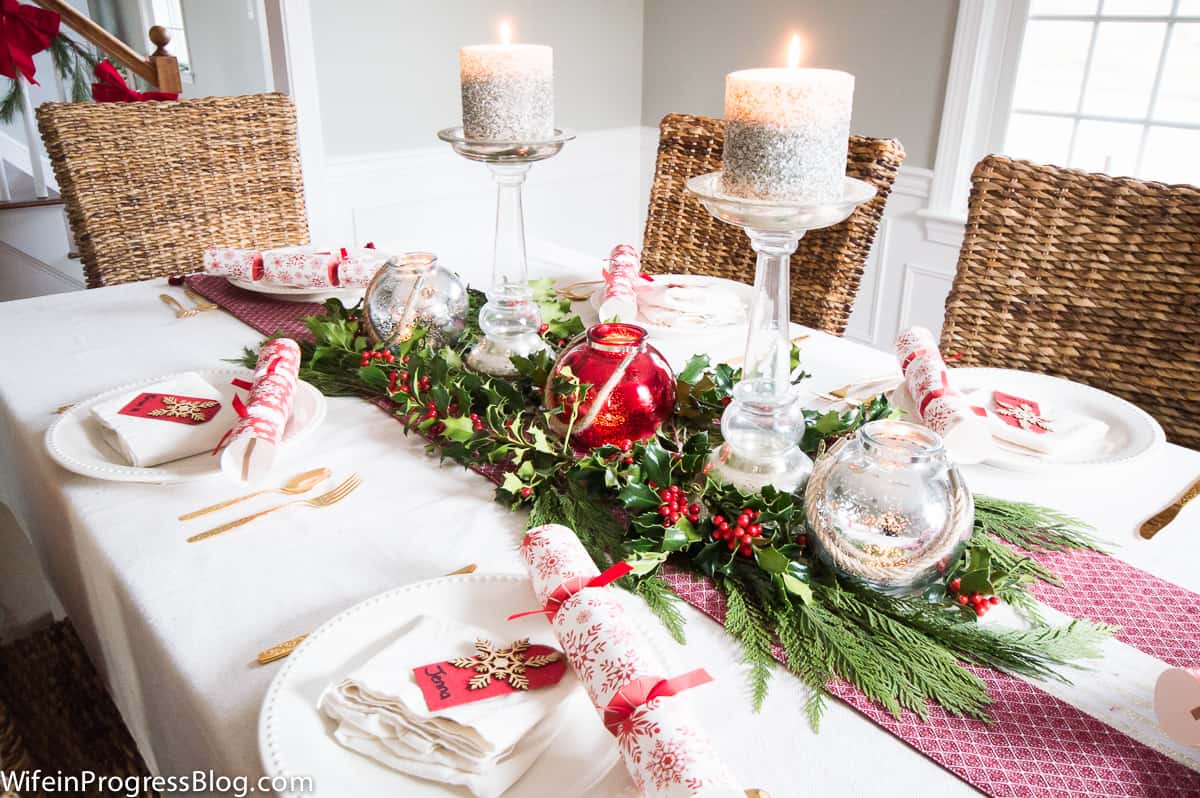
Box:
[941,155,1200,449]
[641,113,905,335]
[37,93,309,288]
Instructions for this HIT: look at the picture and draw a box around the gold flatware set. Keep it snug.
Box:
[160,287,218,319]
[185,473,361,543]
[809,372,902,406]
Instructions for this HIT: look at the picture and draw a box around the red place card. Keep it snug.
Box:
[117,392,222,425]
[412,639,567,711]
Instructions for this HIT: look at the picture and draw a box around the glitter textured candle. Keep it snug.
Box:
[721,61,853,202]
[459,27,553,142]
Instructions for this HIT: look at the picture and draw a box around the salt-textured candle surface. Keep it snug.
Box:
[460,43,554,142]
[721,67,853,202]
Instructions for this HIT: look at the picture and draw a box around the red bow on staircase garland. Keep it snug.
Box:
[0,0,60,84]
[91,59,178,102]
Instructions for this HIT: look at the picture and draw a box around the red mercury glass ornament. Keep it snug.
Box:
[545,323,676,451]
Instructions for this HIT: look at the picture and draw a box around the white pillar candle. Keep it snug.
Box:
[721,37,853,202]
[459,22,553,142]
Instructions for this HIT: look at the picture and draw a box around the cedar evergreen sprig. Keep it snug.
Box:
[236,296,1116,727]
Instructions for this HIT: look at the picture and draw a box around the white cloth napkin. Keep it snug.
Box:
[90,373,238,467]
[966,389,1109,458]
[318,614,576,798]
[636,280,747,329]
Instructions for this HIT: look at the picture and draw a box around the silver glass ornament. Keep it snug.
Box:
[364,252,468,348]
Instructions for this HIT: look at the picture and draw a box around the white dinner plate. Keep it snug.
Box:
[45,368,326,484]
[227,276,364,303]
[259,572,626,798]
[589,273,753,338]
[950,367,1165,471]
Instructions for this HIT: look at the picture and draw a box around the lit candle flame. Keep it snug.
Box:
[499,19,512,45]
[787,33,802,69]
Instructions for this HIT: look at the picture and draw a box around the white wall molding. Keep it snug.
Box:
[897,261,956,333]
[892,166,932,200]
[920,0,1028,243]
[262,0,330,242]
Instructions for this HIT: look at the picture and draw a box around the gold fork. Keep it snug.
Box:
[183,287,219,311]
[187,474,362,543]
[160,293,199,319]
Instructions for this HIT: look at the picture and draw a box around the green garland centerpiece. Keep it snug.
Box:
[239,283,1113,726]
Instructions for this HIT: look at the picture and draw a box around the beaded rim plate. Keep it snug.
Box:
[949,367,1165,471]
[258,572,627,798]
[227,276,364,304]
[44,368,326,484]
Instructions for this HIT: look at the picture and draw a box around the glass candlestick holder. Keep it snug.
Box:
[686,172,877,493]
[437,127,576,376]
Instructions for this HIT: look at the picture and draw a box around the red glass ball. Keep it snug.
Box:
[544,323,676,451]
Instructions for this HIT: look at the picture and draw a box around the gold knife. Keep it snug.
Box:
[1139,479,1200,539]
[255,564,479,664]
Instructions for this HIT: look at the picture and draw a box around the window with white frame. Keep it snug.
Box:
[146,0,192,78]
[1002,0,1200,185]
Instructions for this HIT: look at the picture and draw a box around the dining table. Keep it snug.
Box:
[0,263,1198,797]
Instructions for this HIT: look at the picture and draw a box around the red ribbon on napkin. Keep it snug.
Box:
[601,669,713,737]
[0,0,59,84]
[507,560,634,621]
[91,59,179,102]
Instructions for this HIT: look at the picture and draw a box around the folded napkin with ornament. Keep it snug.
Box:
[318,613,577,798]
[597,243,645,322]
[89,372,238,467]
[966,389,1109,458]
[517,523,744,798]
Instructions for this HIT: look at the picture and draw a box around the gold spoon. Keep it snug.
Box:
[178,468,332,521]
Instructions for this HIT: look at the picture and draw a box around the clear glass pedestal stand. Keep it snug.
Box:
[437,127,576,376]
[685,172,877,493]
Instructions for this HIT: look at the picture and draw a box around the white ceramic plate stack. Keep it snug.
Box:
[589,273,753,339]
[45,368,326,484]
[259,572,633,797]
[950,367,1165,471]
[227,276,365,304]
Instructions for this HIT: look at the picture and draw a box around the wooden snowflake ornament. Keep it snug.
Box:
[148,396,220,422]
[450,637,562,690]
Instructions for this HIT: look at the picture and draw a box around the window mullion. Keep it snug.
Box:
[1067,15,1104,166]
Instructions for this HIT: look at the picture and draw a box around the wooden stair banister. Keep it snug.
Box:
[29,0,182,94]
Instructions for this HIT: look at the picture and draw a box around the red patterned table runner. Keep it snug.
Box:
[200,281,1200,797]
[185,275,321,343]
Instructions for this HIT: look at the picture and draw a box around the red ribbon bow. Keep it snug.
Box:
[601,670,713,737]
[507,560,634,621]
[0,0,59,84]
[91,59,179,103]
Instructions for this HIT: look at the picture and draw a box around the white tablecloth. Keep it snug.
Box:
[0,275,1198,797]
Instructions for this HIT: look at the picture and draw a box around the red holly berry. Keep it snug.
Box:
[740,544,753,557]
[538,323,550,334]
[797,534,808,547]
[519,486,533,499]
[957,595,969,606]
[720,397,732,406]
[557,338,566,346]
[737,514,750,528]
[989,595,1000,606]
[712,515,725,526]
[619,438,633,452]
[726,540,738,551]
[948,578,961,593]
[622,456,634,465]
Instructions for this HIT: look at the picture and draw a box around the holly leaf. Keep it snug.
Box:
[500,472,525,495]
[441,416,476,443]
[625,550,669,576]
[641,440,672,487]
[755,546,789,574]
[618,482,660,512]
[529,427,557,455]
[677,355,711,385]
[781,573,814,604]
[661,517,702,552]
[357,365,389,391]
